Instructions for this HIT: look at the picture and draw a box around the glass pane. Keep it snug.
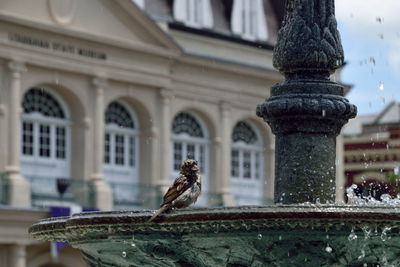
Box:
[39,124,51,157]
[115,134,125,165]
[231,149,239,177]
[199,145,205,174]
[129,136,135,167]
[56,127,66,159]
[104,133,110,163]
[243,151,251,179]
[22,88,65,118]
[173,142,182,171]
[255,152,260,179]
[105,102,134,129]
[22,122,34,155]
[187,144,195,159]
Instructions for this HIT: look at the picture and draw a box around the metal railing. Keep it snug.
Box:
[110,182,162,210]
[26,175,87,209]
[0,174,272,209]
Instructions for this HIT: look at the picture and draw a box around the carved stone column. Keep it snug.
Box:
[257,0,357,203]
[88,77,112,210]
[4,61,30,207]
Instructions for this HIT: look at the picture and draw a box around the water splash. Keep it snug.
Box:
[348,227,358,241]
[346,184,400,206]
[325,244,332,253]
[379,81,385,91]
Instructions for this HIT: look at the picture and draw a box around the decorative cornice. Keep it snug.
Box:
[160,88,174,100]
[8,61,27,74]
[92,77,108,89]
[219,101,231,113]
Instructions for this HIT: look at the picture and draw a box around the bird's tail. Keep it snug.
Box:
[148,204,170,222]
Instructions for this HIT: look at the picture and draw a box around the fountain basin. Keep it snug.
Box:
[29,205,400,266]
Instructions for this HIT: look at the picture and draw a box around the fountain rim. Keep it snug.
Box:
[29,204,400,242]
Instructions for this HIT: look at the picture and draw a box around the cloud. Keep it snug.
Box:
[336,0,400,43]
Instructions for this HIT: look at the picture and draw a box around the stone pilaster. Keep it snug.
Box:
[217,101,234,205]
[140,126,160,208]
[257,0,357,204]
[87,77,112,210]
[3,61,30,207]
[158,89,173,196]
[9,244,26,267]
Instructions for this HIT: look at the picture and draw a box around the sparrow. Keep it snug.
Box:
[148,159,201,222]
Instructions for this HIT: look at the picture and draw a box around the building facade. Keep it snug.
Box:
[0,0,285,265]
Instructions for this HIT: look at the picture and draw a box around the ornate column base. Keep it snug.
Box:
[257,81,356,204]
[2,170,31,207]
[89,179,113,210]
[74,178,113,210]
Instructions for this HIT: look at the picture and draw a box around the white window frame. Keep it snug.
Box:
[171,112,209,206]
[103,101,139,185]
[173,0,213,28]
[231,0,268,41]
[230,121,264,205]
[21,89,71,177]
[21,113,71,164]
[20,88,71,202]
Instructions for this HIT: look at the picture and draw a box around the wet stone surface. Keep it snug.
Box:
[29,205,400,266]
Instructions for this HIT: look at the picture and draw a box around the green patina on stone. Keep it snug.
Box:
[29,206,400,266]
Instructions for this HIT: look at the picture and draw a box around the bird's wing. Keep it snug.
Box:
[162,175,190,205]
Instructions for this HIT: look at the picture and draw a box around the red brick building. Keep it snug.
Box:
[343,102,400,199]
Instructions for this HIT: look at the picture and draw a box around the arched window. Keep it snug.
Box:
[21,87,70,203]
[231,121,264,204]
[171,112,208,204]
[173,0,213,28]
[231,0,268,41]
[104,101,138,179]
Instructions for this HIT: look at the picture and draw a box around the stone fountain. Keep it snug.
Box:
[29,0,400,266]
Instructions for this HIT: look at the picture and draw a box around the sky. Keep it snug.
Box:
[335,0,400,115]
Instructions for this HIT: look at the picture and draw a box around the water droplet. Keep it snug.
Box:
[325,245,332,253]
[379,81,384,91]
[358,248,365,260]
[381,226,391,242]
[348,228,358,241]
[278,235,282,240]
[322,109,326,117]
[257,234,262,240]
[122,251,127,258]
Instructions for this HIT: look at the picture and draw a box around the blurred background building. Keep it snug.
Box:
[342,101,400,200]
[2,1,395,266]
[0,0,285,265]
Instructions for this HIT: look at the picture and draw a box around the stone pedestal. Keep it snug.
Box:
[257,0,357,204]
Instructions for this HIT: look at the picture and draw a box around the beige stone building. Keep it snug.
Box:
[0,0,288,265]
